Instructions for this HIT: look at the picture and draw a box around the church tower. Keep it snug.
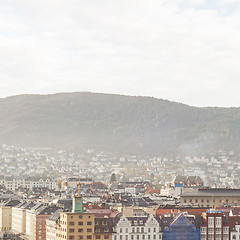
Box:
[72,179,83,213]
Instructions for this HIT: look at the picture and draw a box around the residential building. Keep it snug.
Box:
[0,199,20,232]
[111,214,162,240]
[200,209,229,240]
[94,217,112,240]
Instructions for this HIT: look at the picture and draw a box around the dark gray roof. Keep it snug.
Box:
[4,199,21,207]
[47,209,63,222]
[37,206,60,215]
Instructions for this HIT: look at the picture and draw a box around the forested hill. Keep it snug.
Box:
[0,92,240,155]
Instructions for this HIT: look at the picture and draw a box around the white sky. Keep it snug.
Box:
[0,0,240,107]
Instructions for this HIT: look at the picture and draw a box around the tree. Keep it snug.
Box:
[110,173,116,183]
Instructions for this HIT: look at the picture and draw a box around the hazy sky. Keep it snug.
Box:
[0,0,240,107]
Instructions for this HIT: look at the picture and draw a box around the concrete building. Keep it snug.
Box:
[180,188,240,207]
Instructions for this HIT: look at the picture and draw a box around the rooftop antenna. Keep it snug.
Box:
[78,178,81,197]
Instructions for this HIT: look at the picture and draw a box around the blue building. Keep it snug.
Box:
[163,213,200,240]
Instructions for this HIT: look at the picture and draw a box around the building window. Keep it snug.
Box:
[148,235,150,240]
[131,236,134,240]
[78,236,83,240]
[143,236,145,240]
[120,228,122,233]
[104,236,109,239]
[148,228,150,233]
[87,221,92,225]
[153,228,156,232]
[132,228,135,233]
[78,229,83,233]
[78,222,83,225]
[69,229,74,233]
[137,235,139,240]
[208,217,214,227]
[95,220,99,225]
[201,199,204,203]
[153,235,156,239]
[87,229,92,232]
[137,228,139,233]
[69,236,74,240]
[69,222,74,226]
[126,228,128,233]
[87,236,92,239]
[96,236,100,239]
[104,228,109,232]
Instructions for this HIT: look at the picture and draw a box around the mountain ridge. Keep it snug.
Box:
[0,92,240,155]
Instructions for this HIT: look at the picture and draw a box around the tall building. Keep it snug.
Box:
[56,180,95,240]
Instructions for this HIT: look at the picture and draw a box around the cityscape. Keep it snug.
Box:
[1,144,240,239]
[1,0,240,240]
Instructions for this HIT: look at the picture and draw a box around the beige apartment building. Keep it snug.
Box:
[180,188,240,207]
[0,199,20,232]
[0,206,12,232]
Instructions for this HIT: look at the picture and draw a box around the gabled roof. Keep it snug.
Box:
[171,213,192,226]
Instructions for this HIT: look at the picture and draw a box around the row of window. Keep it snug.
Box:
[69,228,93,233]
[184,198,240,203]
[69,221,93,226]
[69,235,93,240]
[96,235,110,239]
[114,234,162,240]
[95,220,108,226]
[119,228,157,233]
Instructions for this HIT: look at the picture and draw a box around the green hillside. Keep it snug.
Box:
[0,92,240,155]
